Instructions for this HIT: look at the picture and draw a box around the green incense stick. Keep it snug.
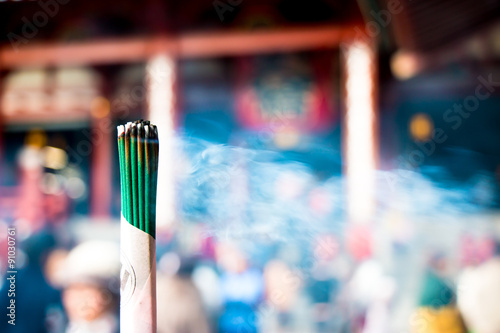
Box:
[144,125,152,236]
[124,124,132,223]
[150,125,158,236]
[130,124,139,228]
[138,123,145,232]
[118,127,126,219]
[117,120,159,238]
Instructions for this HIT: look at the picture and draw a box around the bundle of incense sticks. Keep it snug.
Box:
[117,120,159,333]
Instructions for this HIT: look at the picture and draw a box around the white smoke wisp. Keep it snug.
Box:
[172,136,498,251]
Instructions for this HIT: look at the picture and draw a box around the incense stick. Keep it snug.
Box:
[124,123,133,223]
[130,123,139,229]
[118,120,159,237]
[117,125,126,219]
[118,120,159,333]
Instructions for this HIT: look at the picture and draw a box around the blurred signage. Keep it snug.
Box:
[1,67,101,123]
[235,53,336,133]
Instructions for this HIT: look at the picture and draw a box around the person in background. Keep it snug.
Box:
[44,248,70,289]
[0,229,63,333]
[411,253,465,333]
[15,129,47,236]
[61,241,120,333]
[192,260,223,332]
[263,259,302,332]
[156,252,210,333]
[216,241,264,333]
[307,234,348,333]
[458,246,500,333]
[347,259,396,333]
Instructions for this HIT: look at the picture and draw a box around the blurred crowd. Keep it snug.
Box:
[1,126,500,333]
[1,217,500,333]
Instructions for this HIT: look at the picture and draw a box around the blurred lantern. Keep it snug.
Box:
[409,113,434,142]
[90,96,111,119]
[391,50,421,80]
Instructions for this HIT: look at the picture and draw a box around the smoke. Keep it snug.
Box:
[172,136,497,249]
[167,135,500,332]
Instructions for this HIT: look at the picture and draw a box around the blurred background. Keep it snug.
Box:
[1,0,500,332]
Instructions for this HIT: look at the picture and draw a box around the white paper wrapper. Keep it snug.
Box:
[120,215,157,333]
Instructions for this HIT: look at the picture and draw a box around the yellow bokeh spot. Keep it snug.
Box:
[25,128,47,148]
[391,50,420,80]
[43,146,68,170]
[409,113,433,142]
